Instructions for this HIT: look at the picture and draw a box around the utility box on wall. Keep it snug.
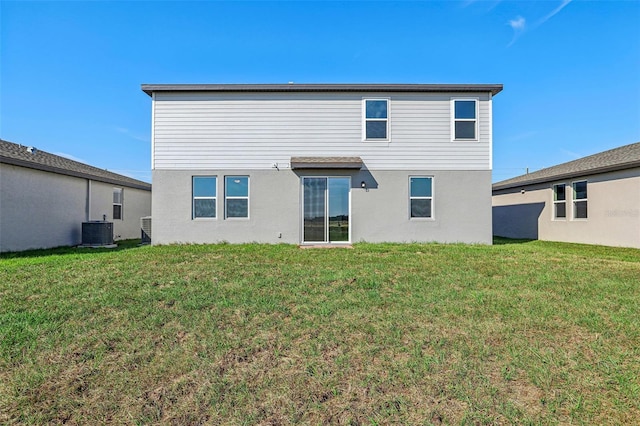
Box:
[81,221,114,246]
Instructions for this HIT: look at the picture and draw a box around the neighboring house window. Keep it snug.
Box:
[363,99,388,140]
[193,176,217,218]
[553,184,566,219]
[452,99,477,140]
[225,176,249,218]
[410,176,433,218]
[573,180,588,219]
[113,188,123,220]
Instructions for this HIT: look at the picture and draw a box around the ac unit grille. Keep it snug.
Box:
[141,216,152,244]
[82,221,114,245]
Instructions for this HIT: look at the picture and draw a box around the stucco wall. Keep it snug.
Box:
[0,163,151,252]
[1,164,87,252]
[152,169,492,245]
[89,181,151,240]
[492,168,640,248]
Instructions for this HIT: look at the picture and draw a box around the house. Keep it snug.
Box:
[141,83,502,245]
[0,139,152,252]
[492,142,640,248]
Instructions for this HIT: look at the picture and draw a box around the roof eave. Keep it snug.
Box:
[0,156,152,191]
[492,160,640,192]
[141,83,503,97]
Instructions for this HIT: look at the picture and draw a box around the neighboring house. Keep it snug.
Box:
[492,142,640,248]
[0,139,152,252]
[141,83,502,245]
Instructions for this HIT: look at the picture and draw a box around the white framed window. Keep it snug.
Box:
[225,176,249,219]
[409,176,433,219]
[553,183,567,219]
[452,98,478,141]
[572,180,588,219]
[193,176,217,219]
[113,188,123,220]
[363,99,389,140]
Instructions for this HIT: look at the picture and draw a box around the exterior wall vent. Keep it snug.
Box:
[141,216,152,244]
[81,221,114,246]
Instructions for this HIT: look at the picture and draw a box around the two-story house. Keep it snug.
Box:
[141,83,502,245]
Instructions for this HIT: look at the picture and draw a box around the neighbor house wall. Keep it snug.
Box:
[152,169,492,245]
[0,163,87,252]
[492,168,640,248]
[89,181,152,240]
[0,163,152,252]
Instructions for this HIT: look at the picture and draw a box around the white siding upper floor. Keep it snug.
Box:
[151,90,495,171]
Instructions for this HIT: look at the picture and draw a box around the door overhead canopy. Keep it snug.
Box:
[290,156,363,170]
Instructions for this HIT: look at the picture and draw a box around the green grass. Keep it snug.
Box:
[1,239,639,425]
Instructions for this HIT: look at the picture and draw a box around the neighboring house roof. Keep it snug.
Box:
[141,83,503,96]
[493,142,640,191]
[0,139,151,191]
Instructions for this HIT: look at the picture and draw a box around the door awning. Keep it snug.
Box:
[290,156,363,170]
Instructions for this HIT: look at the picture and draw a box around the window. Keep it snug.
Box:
[225,176,249,218]
[113,188,123,220]
[364,99,388,140]
[193,176,217,218]
[410,176,433,218]
[573,180,587,219]
[452,99,477,140]
[553,184,566,219]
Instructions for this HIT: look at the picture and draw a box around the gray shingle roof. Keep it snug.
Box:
[493,142,640,191]
[290,156,363,169]
[0,139,151,191]
[142,83,503,96]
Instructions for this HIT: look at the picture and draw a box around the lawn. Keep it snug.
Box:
[1,239,639,425]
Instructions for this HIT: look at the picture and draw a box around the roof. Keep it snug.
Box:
[290,156,363,170]
[493,142,640,191]
[0,139,151,191]
[141,83,503,97]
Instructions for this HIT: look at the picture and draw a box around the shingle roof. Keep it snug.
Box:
[0,139,151,191]
[142,83,503,96]
[290,156,363,169]
[493,142,640,191]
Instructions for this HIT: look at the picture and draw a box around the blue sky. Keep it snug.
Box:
[1,0,639,183]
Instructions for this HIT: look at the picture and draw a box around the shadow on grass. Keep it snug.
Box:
[493,236,537,245]
[0,239,145,259]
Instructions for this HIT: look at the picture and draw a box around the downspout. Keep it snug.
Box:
[86,179,92,221]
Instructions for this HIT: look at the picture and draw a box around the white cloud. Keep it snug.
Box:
[509,16,526,31]
[507,15,526,47]
[54,152,89,164]
[506,0,572,47]
[116,127,149,143]
[538,0,572,27]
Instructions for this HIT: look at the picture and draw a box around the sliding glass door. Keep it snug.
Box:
[303,177,350,243]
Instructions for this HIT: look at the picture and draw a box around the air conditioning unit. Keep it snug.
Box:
[82,221,114,246]
[141,216,152,244]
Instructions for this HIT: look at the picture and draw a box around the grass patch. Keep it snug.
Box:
[1,239,639,424]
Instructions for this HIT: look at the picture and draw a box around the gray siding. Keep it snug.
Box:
[152,169,492,245]
[152,92,492,171]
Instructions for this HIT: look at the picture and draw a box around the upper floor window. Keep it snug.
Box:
[452,99,477,140]
[193,176,217,219]
[553,184,566,219]
[363,99,388,140]
[225,176,249,219]
[573,181,588,219]
[113,188,123,220]
[409,176,433,219]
